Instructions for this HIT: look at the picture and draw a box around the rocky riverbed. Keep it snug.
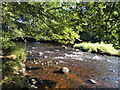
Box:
[24,42,119,89]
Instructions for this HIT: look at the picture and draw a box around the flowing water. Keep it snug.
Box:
[23,42,119,89]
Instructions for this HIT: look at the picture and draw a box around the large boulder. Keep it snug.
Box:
[60,67,69,73]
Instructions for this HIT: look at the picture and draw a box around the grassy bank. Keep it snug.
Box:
[2,43,27,88]
[73,42,120,56]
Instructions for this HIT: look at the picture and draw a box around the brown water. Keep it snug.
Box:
[24,42,119,89]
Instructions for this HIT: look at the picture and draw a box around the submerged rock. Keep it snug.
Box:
[88,79,97,84]
[61,67,69,73]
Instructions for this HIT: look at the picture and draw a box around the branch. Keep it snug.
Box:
[105,2,116,26]
[44,6,63,11]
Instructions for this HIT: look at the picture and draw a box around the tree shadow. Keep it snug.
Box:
[26,67,39,71]
[53,70,64,75]
[36,80,58,88]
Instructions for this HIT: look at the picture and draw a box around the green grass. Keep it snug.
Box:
[73,42,120,56]
[2,43,27,85]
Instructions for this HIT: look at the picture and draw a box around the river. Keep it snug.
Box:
[24,42,119,89]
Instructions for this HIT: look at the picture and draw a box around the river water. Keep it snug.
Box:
[24,42,119,89]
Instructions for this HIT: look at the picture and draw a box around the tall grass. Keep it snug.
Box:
[74,42,120,56]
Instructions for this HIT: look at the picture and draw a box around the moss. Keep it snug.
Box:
[73,42,120,56]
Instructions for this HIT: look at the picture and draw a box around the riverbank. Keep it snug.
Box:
[73,42,120,57]
[2,43,29,89]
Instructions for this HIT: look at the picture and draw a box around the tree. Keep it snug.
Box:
[2,2,120,47]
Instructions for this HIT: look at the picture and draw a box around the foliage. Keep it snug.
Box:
[2,2,120,45]
[74,42,119,56]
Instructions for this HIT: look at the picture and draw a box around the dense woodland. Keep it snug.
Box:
[2,2,120,49]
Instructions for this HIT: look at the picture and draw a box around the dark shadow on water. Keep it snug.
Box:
[26,59,35,61]
[25,75,30,79]
[26,67,39,71]
[76,86,89,90]
[53,70,64,75]
[35,80,57,88]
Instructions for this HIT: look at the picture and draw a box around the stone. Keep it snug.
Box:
[63,47,67,49]
[41,63,44,65]
[88,79,97,84]
[62,45,67,49]
[108,69,115,72]
[44,56,48,58]
[32,81,36,84]
[56,66,60,68]
[16,73,20,75]
[31,79,37,84]
[55,50,60,52]
[75,49,79,51]
[56,62,59,65]
[54,57,64,59]
[92,56,100,60]
[59,61,66,63]
[21,63,25,67]
[26,51,32,54]
[22,68,26,72]
[31,85,38,88]
[19,70,23,73]
[35,62,39,64]
[61,67,69,73]
[38,52,43,56]
[31,79,36,82]
[32,47,35,49]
